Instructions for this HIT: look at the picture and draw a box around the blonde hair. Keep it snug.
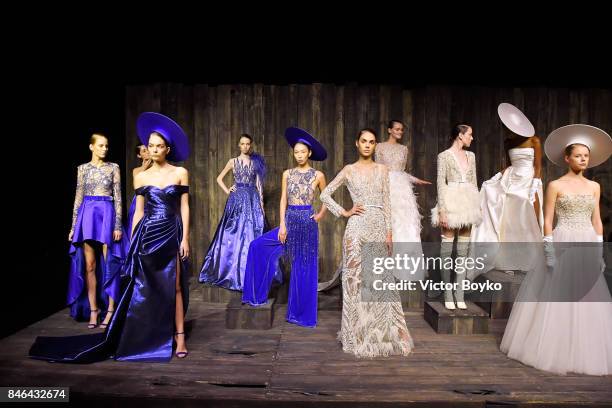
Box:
[90,133,108,144]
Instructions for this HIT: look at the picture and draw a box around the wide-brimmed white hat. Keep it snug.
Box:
[544,124,612,168]
[498,102,535,137]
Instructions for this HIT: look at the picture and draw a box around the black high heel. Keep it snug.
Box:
[99,309,115,329]
[174,332,188,358]
[87,309,100,329]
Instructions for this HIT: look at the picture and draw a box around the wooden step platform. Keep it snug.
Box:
[473,270,524,319]
[424,301,489,334]
[226,297,275,330]
[226,285,342,330]
[201,284,242,303]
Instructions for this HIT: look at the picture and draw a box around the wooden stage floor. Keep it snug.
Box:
[1,287,611,407]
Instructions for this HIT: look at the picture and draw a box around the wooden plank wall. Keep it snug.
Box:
[125,84,612,281]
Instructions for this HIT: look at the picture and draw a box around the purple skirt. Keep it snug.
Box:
[68,196,127,321]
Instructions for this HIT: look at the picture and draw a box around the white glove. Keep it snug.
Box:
[593,235,606,273]
[529,178,542,204]
[543,235,555,269]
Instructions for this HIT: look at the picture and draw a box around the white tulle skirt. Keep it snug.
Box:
[500,226,612,375]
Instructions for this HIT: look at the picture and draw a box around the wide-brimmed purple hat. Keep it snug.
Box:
[137,112,190,162]
[284,127,327,161]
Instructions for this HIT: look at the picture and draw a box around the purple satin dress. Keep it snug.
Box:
[199,155,266,290]
[30,185,190,363]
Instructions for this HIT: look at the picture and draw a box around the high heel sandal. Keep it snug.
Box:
[87,309,100,329]
[99,309,115,329]
[174,332,188,358]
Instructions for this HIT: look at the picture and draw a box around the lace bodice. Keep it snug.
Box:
[375,142,408,172]
[71,162,122,231]
[287,168,317,205]
[233,158,257,185]
[435,149,477,212]
[320,163,391,233]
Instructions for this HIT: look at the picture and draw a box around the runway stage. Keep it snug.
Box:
[1,286,611,407]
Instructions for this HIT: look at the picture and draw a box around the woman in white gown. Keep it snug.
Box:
[469,104,543,278]
[375,120,430,281]
[500,124,612,375]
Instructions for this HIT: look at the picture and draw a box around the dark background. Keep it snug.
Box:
[124,81,612,291]
[4,57,611,338]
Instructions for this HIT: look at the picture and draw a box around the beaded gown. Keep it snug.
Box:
[321,163,413,357]
[199,156,265,290]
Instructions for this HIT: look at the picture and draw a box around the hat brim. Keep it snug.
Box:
[498,103,535,137]
[544,124,612,168]
[137,112,190,162]
[284,127,327,161]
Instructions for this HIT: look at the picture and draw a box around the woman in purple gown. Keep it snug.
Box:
[242,127,327,327]
[199,134,266,291]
